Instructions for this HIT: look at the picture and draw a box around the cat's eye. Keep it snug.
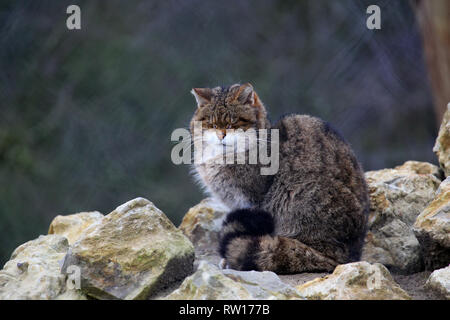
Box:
[213,124,217,129]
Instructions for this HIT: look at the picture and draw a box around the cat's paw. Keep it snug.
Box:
[218,258,228,269]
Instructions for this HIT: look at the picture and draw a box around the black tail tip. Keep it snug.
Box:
[223,208,275,236]
[219,208,274,259]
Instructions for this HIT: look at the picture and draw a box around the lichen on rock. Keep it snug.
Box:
[362,161,442,273]
[163,260,303,300]
[61,197,195,300]
[48,211,104,245]
[413,177,450,270]
[296,261,411,300]
[0,235,87,300]
[179,198,228,255]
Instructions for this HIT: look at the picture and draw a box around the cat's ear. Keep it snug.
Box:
[234,83,255,106]
[191,88,213,108]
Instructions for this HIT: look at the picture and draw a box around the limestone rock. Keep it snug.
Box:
[413,177,450,269]
[362,161,441,273]
[425,265,450,299]
[179,198,228,258]
[296,262,411,300]
[0,235,86,300]
[61,197,195,300]
[48,211,104,244]
[164,261,303,300]
[392,160,442,177]
[433,104,450,177]
[221,268,304,300]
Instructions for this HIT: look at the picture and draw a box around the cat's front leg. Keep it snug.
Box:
[218,258,229,269]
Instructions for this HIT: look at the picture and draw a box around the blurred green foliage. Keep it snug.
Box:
[0,0,438,264]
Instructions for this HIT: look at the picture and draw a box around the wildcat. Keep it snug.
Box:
[190,83,369,274]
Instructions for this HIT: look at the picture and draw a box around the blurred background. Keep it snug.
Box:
[1,0,448,265]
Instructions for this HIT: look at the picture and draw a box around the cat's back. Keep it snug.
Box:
[270,113,368,205]
[272,114,353,168]
[273,114,346,150]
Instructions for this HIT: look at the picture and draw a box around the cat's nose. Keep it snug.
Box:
[216,130,227,140]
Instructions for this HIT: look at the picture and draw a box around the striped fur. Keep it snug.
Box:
[219,209,337,273]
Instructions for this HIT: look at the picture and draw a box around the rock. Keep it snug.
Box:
[179,198,228,261]
[425,265,450,299]
[433,104,450,177]
[221,268,304,300]
[413,177,450,269]
[0,235,87,300]
[54,289,89,300]
[296,262,411,300]
[362,161,442,273]
[61,197,195,300]
[164,261,303,300]
[392,160,442,177]
[278,272,329,288]
[365,161,442,182]
[48,211,104,244]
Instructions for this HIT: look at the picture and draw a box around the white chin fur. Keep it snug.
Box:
[199,130,252,163]
[203,130,251,147]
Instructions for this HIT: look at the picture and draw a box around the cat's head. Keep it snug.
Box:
[190,83,268,146]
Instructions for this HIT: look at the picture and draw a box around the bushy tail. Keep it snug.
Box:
[219,209,337,274]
